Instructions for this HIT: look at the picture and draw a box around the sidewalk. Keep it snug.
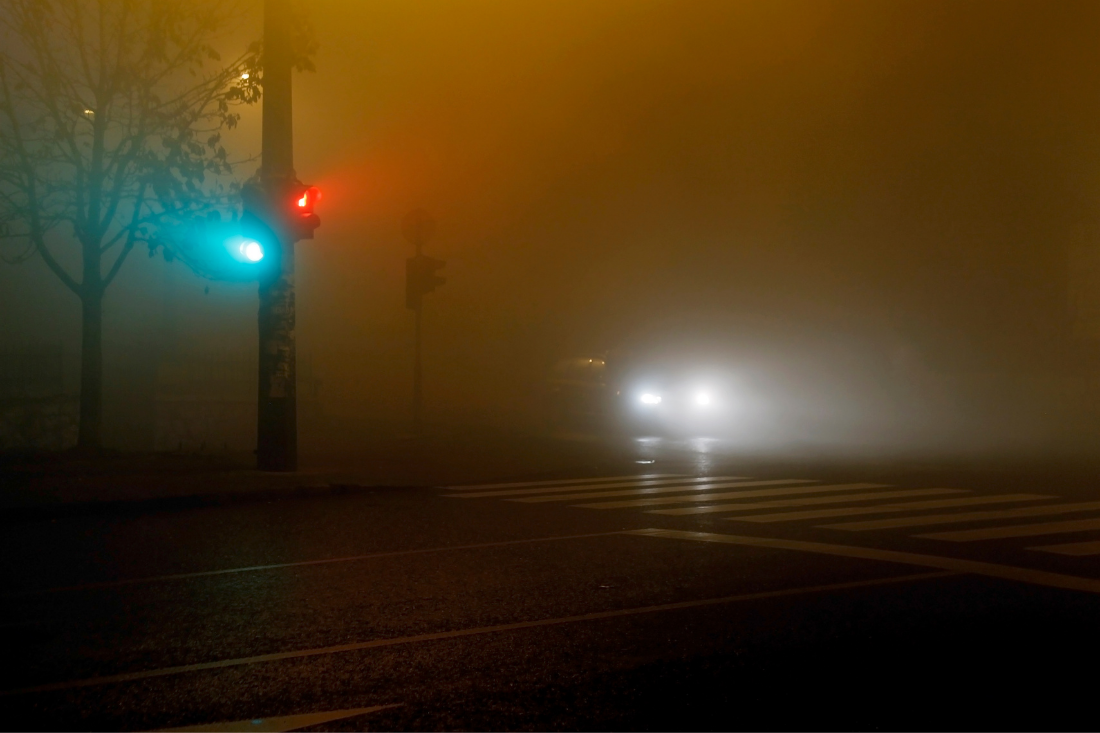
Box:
[0,451,405,523]
[0,426,631,523]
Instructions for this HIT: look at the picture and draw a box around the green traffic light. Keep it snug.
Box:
[240,239,264,262]
[226,235,265,264]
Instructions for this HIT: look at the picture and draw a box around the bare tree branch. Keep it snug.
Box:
[101,237,133,289]
[1,0,271,291]
[36,236,81,295]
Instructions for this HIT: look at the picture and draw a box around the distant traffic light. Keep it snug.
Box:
[406,254,446,310]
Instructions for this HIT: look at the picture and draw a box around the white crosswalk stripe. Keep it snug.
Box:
[917,517,1100,542]
[646,488,964,516]
[443,474,680,491]
[821,500,1100,532]
[451,476,743,499]
[722,493,1052,523]
[1029,540,1100,556]
[576,483,888,510]
[512,479,815,504]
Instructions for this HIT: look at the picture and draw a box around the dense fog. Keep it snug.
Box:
[4,0,1100,460]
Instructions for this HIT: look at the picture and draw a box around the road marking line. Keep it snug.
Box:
[726,494,1052,523]
[626,528,1100,594]
[513,478,816,503]
[917,517,1100,542]
[1,532,627,599]
[648,488,964,516]
[822,500,1100,532]
[577,483,887,510]
[451,476,743,499]
[1029,540,1100,556]
[0,570,953,697]
[160,704,402,732]
[443,474,679,490]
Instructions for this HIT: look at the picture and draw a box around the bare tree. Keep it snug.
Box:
[0,0,262,450]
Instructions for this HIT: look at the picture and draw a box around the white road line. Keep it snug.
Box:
[627,528,1100,594]
[822,500,1100,532]
[1029,540,1100,556]
[647,488,964,516]
[443,474,679,490]
[0,571,953,697]
[577,483,887,510]
[451,476,743,499]
[160,705,402,732]
[917,517,1100,542]
[516,479,821,505]
[2,532,627,599]
[726,494,1052,523]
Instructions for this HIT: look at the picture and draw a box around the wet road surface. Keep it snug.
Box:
[4,437,1100,730]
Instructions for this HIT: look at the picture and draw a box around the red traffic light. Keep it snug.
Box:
[289,184,321,240]
[294,186,321,212]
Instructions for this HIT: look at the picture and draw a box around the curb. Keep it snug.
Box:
[0,482,427,526]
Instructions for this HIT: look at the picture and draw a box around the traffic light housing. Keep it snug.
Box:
[406,254,446,310]
[288,184,321,240]
[241,180,321,245]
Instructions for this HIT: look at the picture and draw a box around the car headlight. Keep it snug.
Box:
[639,392,662,405]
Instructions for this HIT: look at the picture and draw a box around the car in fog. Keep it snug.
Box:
[544,356,613,431]
[616,364,736,434]
[546,352,737,436]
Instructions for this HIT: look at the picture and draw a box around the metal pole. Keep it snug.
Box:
[257,0,297,471]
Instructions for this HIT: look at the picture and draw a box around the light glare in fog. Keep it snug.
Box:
[640,393,662,405]
[240,240,264,262]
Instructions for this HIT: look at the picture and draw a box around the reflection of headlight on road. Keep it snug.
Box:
[694,391,712,406]
[639,393,662,405]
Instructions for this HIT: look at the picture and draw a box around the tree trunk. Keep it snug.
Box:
[77,288,104,451]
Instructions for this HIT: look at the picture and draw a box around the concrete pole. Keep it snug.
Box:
[256,0,297,471]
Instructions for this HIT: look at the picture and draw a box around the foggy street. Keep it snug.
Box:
[5,435,1100,730]
[7,0,1100,730]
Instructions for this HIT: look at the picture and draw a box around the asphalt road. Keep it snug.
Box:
[4,435,1100,731]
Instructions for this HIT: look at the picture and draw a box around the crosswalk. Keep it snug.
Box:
[645,487,960,514]
[444,474,1100,558]
[1033,539,1100,555]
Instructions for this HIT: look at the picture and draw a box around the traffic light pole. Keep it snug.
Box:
[404,211,442,435]
[403,209,443,437]
[257,0,297,471]
[412,237,423,436]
